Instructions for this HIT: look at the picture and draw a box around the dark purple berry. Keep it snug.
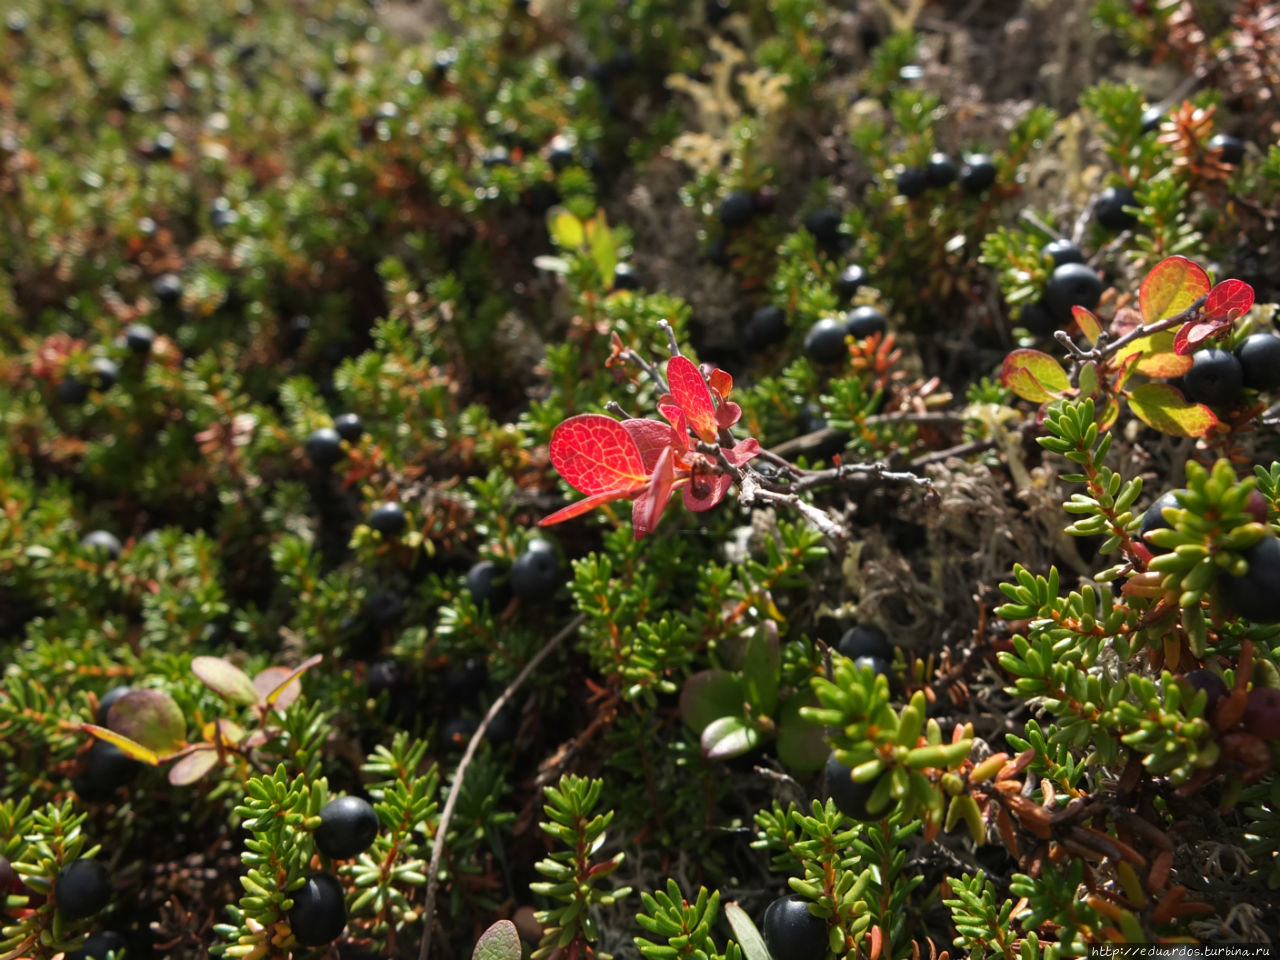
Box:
[612,262,642,291]
[1094,186,1139,231]
[91,358,118,390]
[845,305,886,340]
[81,531,122,560]
[510,541,561,599]
[1140,490,1184,554]
[74,740,142,801]
[1045,262,1103,325]
[66,930,127,960]
[364,590,404,628]
[368,502,407,536]
[718,189,756,229]
[1018,301,1055,335]
[803,207,843,248]
[123,323,155,355]
[959,154,996,194]
[152,272,183,305]
[546,134,576,171]
[835,265,866,300]
[1140,105,1163,134]
[289,872,346,946]
[838,625,892,661]
[305,428,344,468]
[1220,536,1280,624]
[55,860,111,920]
[762,894,828,960]
[1181,349,1243,407]
[57,376,89,404]
[803,318,848,365]
[315,796,380,859]
[744,306,788,352]
[824,752,885,822]
[1180,669,1229,712]
[896,166,929,198]
[1243,687,1280,739]
[1042,239,1084,267]
[1209,133,1245,166]
[925,152,956,188]
[1235,334,1280,391]
[333,413,363,442]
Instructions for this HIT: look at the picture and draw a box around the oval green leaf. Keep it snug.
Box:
[1072,306,1102,345]
[168,746,220,786]
[1139,255,1210,324]
[473,920,522,960]
[679,670,744,735]
[724,902,771,960]
[1127,383,1217,438]
[776,691,829,772]
[546,207,584,250]
[701,715,761,760]
[192,656,259,705]
[106,689,186,753]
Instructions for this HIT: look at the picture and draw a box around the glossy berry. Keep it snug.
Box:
[1181,349,1243,407]
[834,264,866,300]
[1018,301,1055,335]
[803,318,848,365]
[925,152,957,188]
[705,0,732,24]
[825,753,884,822]
[315,796,380,859]
[441,714,477,749]
[838,624,892,661]
[846,305,887,340]
[466,560,508,608]
[718,189,756,229]
[1045,262,1103,325]
[1140,105,1164,134]
[1139,490,1183,554]
[744,306,788,352]
[1180,669,1229,711]
[152,272,183,304]
[1042,238,1084,267]
[57,376,89,404]
[1209,133,1245,166]
[1242,687,1280,740]
[123,323,155,355]
[81,531,123,561]
[364,590,404,628]
[55,859,111,920]
[896,166,929,198]
[289,872,347,946]
[74,740,142,800]
[368,502,407,536]
[612,262,641,291]
[304,427,344,468]
[91,358,118,390]
[959,154,996,194]
[546,133,575,171]
[851,654,893,683]
[444,657,488,702]
[1220,536,1280,624]
[1094,186,1138,231]
[96,686,133,725]
[761,894,828,960]
[1235,334,1280,391]
[511,541,561,599]
[802,207,842,248]
[334,413,364,442]
[66,930,127,960]
[366,660,402,695]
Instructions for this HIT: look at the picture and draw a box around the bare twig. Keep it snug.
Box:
[908,438,998,468]
[417,613,587,960]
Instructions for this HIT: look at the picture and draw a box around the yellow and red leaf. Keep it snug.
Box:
[1139,256,1210,325]
[548,414,650,495]
[667,354,719,442]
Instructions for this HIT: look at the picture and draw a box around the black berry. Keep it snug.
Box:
[896,166,929,198]
[1094,186,1139,231]
[1180,669,1229,712]
[1208,133,1245,166]
[1220,536,1280,624]
[718,189,756,229]
[441,714,477,749]
[1045,262,1103,325]
[825,752,883,822]
[444,657,488,702]
[851,654,893,683]
[744,306,788,352]
[1181,349,1243,407]
[959,154,996,194]
[55,859,111,920]
[91,358,118,390]
[1018,301,1055,335]
[315,796,380,859]
[466,560,508,608]
[74,740,142,801]
[845,305,887,340]
[1235,334,1280,391]
[803,318,848,365]
[1243,687,1280,740]
[1042,239,1084,267]
[96,686,132,725]
[364,590,404,628]
[304,427,344,468]
[123,323,155,355]
[705,0,732,24]
[58,376,89,404]
[925,152,957,188]
[81,531,123,561]
[761,894,828,960]
[1140,105,1164,134]
[334,413,364,442]
[368,502,407,536]
[612,262,642,291]
[510,540,561,599]
[66,930,127,960]
[546,134,575,171]
[366,660,402,695]
[834,264,866,300]
[1139,490,1184,554]
[289,872,347,946]
[803,207,843,249]
[838,625,892,661]
[152,272,183,305]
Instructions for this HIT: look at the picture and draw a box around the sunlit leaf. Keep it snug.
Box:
[252,666,301,711]
[667,355,719,442]
[540,489,633,527]
[105,689,186,754]
[1072,306,1102,345]
[1173,316,1233,356]
[191,656,258,705]
[264,653,323,708]
[546,206,584,249]
[1078,361,1099,397]
[548,414,650,496]
[1127,383,1218,437]
[632,446,676,539]
[81,724,160,766]
[586,209,617,289]
[1001,349,1069,402]
[725,903,771,960]
[621,418,679,472]
[473,920,522,960]
[1139,256,1210,324]
[701,715,760,760]
[1129,330,1193,376]
[1202,278,1254,321]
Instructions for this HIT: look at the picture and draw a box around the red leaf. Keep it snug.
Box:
[539,489,635,527]
[1203,278,1254,321]
[684,471,733,512]
[707,367,733,399]
[622,418,680,472]
[1172,316,1232,356]
[1139,256,1210,324]
[715,399,743,430]
[632,446,677,538]
[667,355,719,442]
[725,437,762,466]
[548,414,649,495]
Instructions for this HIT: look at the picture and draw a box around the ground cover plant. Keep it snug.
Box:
[3,0,1280,958]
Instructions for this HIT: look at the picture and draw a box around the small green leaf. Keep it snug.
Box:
[586,209,617,289]
[679,670,744,735]
[740,623,780,716]
[192,656,259,705]
[104,689,186,753]
[547,206,584,249]
[1126,383,1218,438]
[724,902,770,960]
[701,715,761,760]
[1078,361,1099,398]
[775,691,828,772]
[474,920,522,960]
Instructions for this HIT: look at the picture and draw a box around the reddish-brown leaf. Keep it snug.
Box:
[632,446,677,539]
[1139,256,1210,324]
[539,489,634,527]
[548,414,649,495]
[1172,316,1233,355]
[622,418,680,472]
[667,355,719,442]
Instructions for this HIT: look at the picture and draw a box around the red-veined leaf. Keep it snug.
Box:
[1127,330,1193,376]
[1202,278,1253,321]
[548,414,649,495]
[657,398,686,435]
[539,489,635,527]
[1139,256,1210,324]
[1001,349,1070,402]
[81,724,161,765]
[1072,306,1102,345]
[632,446,677,539]
[621,418,679,472]
[667,355,719,442]
[1172,316,1233,356]
[1126,383,1218,437]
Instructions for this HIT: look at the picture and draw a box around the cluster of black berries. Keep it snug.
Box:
[1170,334,1280,408]
[1018,238,1104,334]
[896,152,997,199]
[289,795,381,945]
[466,538,563,611]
